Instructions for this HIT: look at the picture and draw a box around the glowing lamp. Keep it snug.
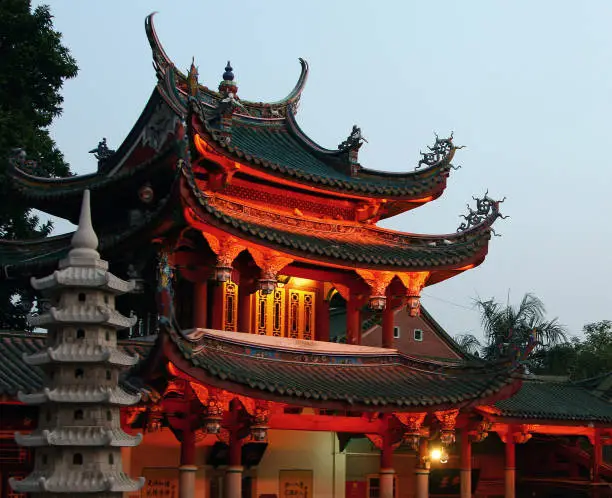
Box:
[214,265,233,282]
[259,278,276,295]
[369,296,386,310]
[406,295,421,317]
[430,448,442,461]
[439,448,449,464]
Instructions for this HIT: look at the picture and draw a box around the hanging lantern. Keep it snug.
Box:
[406,295,421,317]
[258,278,276,295]
[214,265,233,282]
[402,432,420,451]
[250,403,270,442]
[204,398,223,434]
[439,447,449,464]
[440,429,456,446]
[369,295,386,311]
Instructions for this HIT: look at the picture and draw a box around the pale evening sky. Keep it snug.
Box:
[36,0,611,342]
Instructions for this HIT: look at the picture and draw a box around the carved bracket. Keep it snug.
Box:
[396,272,430,316]
[356,270,395,310]
[434,409,459,445]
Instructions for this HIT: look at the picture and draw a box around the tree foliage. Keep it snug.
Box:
[0,1,78,329]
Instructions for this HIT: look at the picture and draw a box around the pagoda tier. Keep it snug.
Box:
[154,324,523,412]
[179,147,501,287]
[6,14,459,224]
[10,191,144,497]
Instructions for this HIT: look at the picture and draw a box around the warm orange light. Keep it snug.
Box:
[167,361,181,377]
[411,195,434,203]
[290,277,315,288]
[456,263,476,271]
[194,133,210,155]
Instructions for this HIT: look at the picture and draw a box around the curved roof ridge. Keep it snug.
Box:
[145,13,308,115]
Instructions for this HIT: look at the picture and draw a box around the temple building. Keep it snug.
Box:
[1,13,611,498]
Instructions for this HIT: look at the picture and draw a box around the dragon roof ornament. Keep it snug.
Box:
[417,132,463,170]
[457,191,508,235]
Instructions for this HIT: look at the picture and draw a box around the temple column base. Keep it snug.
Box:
[179,465,197,498]
[380,468,395,498]
[415,468,429,498]
[460,469,471,498]
[505,468,515,498]
[225,465,243,498]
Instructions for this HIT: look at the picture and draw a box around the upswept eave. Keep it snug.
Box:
[145,13,308,118]
[28,306,138,330]
[157,323,523,412]
[15,427,143,447]
[24,343,140,367]
[180,160,502,273]
[9,471,145,494]
[17,385,141,405]
[31,266,135,294]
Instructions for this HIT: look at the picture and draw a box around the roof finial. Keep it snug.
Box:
[187,57,199,98]
[219,61,238,96]
[70,190,99,258]
[223,61,234,82]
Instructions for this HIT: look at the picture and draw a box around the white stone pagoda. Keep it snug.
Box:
[10,190,145,497]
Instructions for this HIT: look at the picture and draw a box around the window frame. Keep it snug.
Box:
[414,328,424,342]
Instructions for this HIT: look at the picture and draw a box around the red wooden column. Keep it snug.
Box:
[460,430,472,498]
[592,429,602,497]
[415,437,429,498]
[315,284,330,342]
[211,283,224,330]
[505,435,515,498]
[380,432,395,498]
[192,281,208,329]
[381,288,394,348]
[346,292,362,345]
[225,428,243,498]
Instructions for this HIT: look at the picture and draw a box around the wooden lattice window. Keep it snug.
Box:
[223,280,238,332]
[254,289,285,337]
[288,290,316,340]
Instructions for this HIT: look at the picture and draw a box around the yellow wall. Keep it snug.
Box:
[256,429,346,498]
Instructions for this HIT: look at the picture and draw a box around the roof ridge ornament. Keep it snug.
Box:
[187,57,199,98]
[417,132,463,170]
[457,190,508,235]
[338,125,367,176]
[88,138,115,171]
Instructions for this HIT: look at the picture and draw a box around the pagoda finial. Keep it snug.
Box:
[70,189,100,258]
[219,60,238,95]
[223,61,234,81]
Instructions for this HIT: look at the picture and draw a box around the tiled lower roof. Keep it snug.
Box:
[0,332,151,397]
[494,379,612,423]
[161,326,520,411]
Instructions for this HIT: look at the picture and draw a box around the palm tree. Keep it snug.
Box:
[476,293,567,362]
[454,333,482,357]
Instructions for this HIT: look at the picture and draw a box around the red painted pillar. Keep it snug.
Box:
[382,299,394,348]
[179,402,196,498]
[211,283,224,330]
[346,293,362,345]
[192,281,207,329]
[380,433,395,498]
[315,288,330,342]
[225,428,243,498]
[460,430,472,498]
[592,430,602,487]
[505,436,515,498]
